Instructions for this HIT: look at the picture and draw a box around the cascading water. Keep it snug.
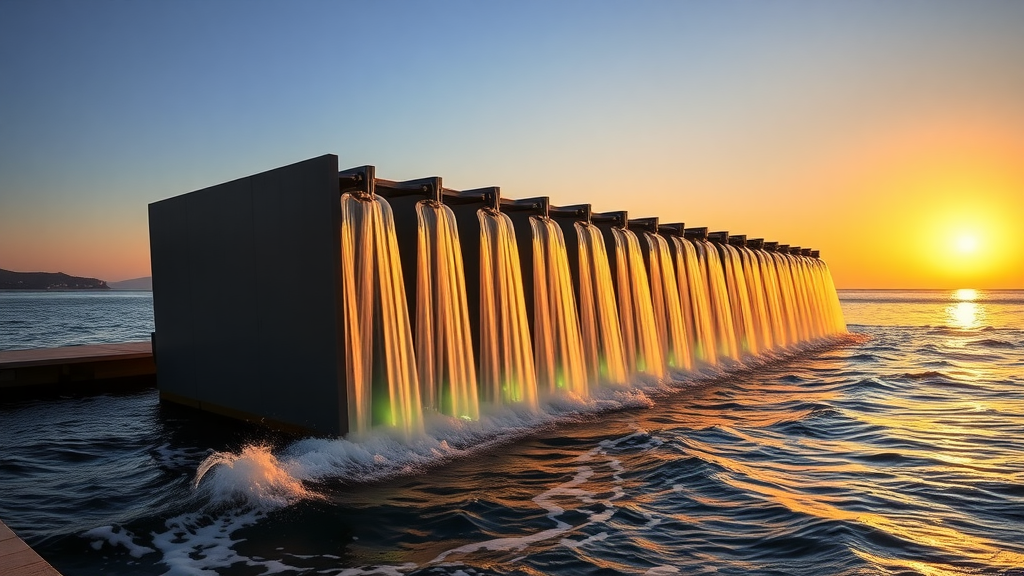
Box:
[574,222,628,386]
[340,193,422,437]
[670,237,718,366]
[769,250,806,343]
[717,243,759,356]
[611,228,665,378]
[530,217,588,398]
[695,240,740,361]
[750,249,789,348]
[643,232,692,373]
[737,246,774,353]
[477,208,540,409]
[817,259,847,333]
[415,200,479,421]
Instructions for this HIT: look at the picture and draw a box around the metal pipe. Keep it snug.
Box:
[591,210,628,228]
[339,165,375,197]
[683,226,708,241]
[628,217,659,234]
[707,231,729,244]
[658,222,685,237]
[441,186,500,210]
[728,234,747,247]
[548,203,591,224]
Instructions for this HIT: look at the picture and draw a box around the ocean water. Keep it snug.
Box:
[1,289,1023,575]
[0,291,154,350]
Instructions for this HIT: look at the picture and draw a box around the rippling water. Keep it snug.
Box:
[0,291,154,350]
[1,290,1022,575]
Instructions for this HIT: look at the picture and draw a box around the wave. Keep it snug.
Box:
[968,338,1018,349]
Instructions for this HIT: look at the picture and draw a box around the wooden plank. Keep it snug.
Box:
[0,342,152,369]
[0,520,61,576]
[0,342,155,392]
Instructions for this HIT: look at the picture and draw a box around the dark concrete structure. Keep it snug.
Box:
[149,154,350,436]
[147,153,828,437]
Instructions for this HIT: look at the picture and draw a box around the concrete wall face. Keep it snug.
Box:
[149,154,347,436]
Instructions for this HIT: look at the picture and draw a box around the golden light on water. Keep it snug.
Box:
[947,289,983,329]
[953,288,977,301]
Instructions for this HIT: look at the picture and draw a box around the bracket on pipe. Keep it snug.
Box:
[684,227,708,241]
[707,231,729,244]
[728,235,747,247]
[747,238,764,249]
[500,196,549,218]
[339,165,375,197]
[592,211,628,229]
[375,175,442,204]
[442,186,501,210]
[658,222,685,237]
[549,203,591,224]
[628,217,659,234]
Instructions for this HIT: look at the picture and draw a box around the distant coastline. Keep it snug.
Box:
[0,268,110,290]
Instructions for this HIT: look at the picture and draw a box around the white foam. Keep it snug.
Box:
[149,509,304,576]
[82,525,155,558]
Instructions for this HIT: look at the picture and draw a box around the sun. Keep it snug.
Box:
[954,234,979,255]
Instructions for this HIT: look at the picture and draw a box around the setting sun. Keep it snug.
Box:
[954,234,979,255]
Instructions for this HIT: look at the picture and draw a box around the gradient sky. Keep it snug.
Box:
[1,0,1022,288]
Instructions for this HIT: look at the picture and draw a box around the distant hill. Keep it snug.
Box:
[108,276,152,290]
[0,268,110,290]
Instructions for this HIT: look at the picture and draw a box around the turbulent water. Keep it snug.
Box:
[1,290,1023,575]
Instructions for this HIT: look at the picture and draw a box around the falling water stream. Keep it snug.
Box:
[340,192,422,437]
[414,200,478,421]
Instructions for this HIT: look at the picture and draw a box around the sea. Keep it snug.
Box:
[0,289,1022,576]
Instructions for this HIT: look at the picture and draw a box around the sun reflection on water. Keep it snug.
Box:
[946,289,985,329]
[953,288,977,301]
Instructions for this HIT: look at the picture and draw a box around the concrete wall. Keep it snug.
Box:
[149,154,348,436]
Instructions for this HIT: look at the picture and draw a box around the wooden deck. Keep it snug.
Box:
[0,341,155,395]
[0,520,61,576]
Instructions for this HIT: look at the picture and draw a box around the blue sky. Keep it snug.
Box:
[1,1,1022,286]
